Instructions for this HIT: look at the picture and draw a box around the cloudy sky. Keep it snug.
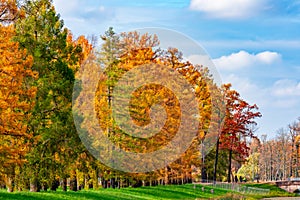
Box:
[53,0,300,139]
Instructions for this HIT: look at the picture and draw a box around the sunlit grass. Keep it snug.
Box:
[0,183,296,200]
[244,182,297,199]
[0,184,229,200]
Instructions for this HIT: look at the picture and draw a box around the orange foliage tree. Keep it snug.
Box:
[0,25,37,192]
[83,29,215,187]
[0,0,18,23]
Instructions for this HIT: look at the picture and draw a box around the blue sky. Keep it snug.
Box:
[53,0,300,139]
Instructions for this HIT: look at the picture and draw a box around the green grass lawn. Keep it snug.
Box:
[0,183,296,200]
[0,184,227,200]
[244,183,298,199]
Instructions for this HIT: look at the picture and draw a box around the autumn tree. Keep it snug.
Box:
[0,0,18,23]
[0,24,37,192]
[213,84,261,183]
[289,120,300,177]
[14,0,88,192]
[74,28,216,186]
[237,152,260,181]
[92,29,162,187]
[257,125,297,181]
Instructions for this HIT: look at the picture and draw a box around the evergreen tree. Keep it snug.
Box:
[15,0,83,191]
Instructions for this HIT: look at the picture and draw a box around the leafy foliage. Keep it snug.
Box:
[0,0,263,193]
[0,24,37,192]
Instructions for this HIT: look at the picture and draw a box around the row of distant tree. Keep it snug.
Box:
[237,118,300,182]
[0,0,261,192]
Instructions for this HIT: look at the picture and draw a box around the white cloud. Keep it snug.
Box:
[53,0,80,16]
[213,50,281,71]
[222,74,300,138]
[256,51,281,64]
[53,0,114,35]
[272,79,300,97]
[222,74,265,105]
[189,0,268,19]
[201,40,300,52]
[222,75,300,108]
[223,74,300,110]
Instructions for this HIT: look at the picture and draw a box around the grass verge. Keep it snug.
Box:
[0,183,296,200]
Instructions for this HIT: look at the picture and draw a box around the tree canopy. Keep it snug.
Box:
[0,0,264,192]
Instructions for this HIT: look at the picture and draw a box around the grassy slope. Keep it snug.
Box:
[0,183,295,200]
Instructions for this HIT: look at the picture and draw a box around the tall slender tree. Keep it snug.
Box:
[213,84,261,183]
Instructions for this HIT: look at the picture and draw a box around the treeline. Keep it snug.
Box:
[238,118,300,182]
[0,0,261,192]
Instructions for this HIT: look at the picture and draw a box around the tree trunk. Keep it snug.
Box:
[227,148,233,183]
[213,139,220,184]
[30,177,39,192]
[164,166,169,185]
[51,179,59,191]
[84,175,88,190]
[201,140,207,182]
[62,178,67,192]
[70,176,77,191]
[201,166,207,183]
[77,176,81,191]
[296,145,299,177]
[102,179,107,189]
[6,176,14,193]
[117,178,120,189]
[111,178,115,189]
[270,145,273,180]
[290,142,294,177]
[41,183,48,191]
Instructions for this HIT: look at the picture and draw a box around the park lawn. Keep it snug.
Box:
[0,183,296,200]
[243,183,298,199]
[0,184,232,200]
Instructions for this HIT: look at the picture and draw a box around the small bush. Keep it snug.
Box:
[293,188,300,193]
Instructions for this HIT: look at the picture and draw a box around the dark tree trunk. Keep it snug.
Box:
[51,179,59,191]
[62,178,67,192]
[227,148,233,183]
[89,182,93,189]
[102,179,107,189]
[70,176,77,191]
[111,178,115,189]
[201,140,207,182]
[117,178,120,189]
[213,139,220,184]
[201,167,207,183]
[78,183,84,190]
[270,145,274,180]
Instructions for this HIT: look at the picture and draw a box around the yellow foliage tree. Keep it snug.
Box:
[93,30,214,185]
